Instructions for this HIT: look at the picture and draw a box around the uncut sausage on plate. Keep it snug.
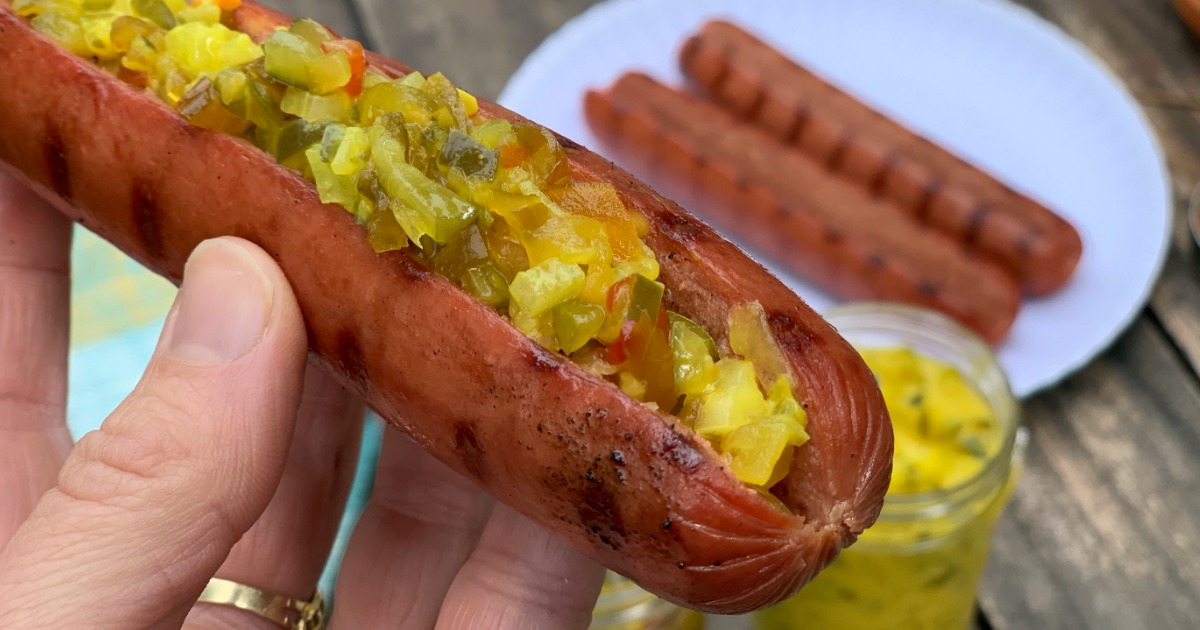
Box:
[585,72,1021,345]
[681,20,1083,297]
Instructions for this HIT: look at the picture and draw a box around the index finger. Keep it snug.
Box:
[0,169,74,545]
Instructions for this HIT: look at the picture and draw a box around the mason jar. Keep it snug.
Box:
[590,572,704,630]
[754,302,1028,630]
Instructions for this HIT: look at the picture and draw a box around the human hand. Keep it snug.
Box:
[0,171,604,629]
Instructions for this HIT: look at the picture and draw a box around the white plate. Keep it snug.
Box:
[499,0,1172,398]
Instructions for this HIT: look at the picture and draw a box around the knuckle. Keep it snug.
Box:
[58,403,199,507]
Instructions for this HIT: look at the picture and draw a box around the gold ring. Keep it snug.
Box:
[197,577,326,630]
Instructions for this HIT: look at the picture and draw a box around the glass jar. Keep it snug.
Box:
[754,302,1028,630]
[590,572,704,630]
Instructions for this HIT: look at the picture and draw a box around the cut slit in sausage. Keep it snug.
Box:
[680,20,1083,297]
[0,1,893,614]
[584,72,1021,346]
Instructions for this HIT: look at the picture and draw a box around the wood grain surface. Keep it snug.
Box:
[262,0,1200,627]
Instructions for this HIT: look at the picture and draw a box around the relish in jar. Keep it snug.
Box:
[754,303,1026,630]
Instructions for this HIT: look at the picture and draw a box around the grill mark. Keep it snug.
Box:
[553,131,582,151]
[962,203,991,247]
[742,79,768,122]
[765,310,818,354]
[43,123,71,199]
[916,281,940,297]
[334,328,368,383]
[868,151,899,198]
[578,482,625,551]
[913,178,944,223]
[825,131,853,172]
[130,179,164,260]
[708,45,733,100]
[679,36,702,73]
[783,104,810,146]
[1015,229,1038,257]
[454,422,487,480]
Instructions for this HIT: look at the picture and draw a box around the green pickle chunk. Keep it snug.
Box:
[29,0,810,491]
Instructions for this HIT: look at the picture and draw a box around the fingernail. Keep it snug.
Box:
[169,240,273,364]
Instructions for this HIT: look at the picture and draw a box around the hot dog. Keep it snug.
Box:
[584,73,1021,345]
[0,0,892,614]
[680,20,1083,297]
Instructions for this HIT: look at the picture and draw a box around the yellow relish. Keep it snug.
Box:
[860,347,1000,494]
[22,0,811,490]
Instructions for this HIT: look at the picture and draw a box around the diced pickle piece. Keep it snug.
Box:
[463,263,510,308]
[164,22,262,78]
[110,16,158,53]
[549,182,649,262]
[177,4,220,25]
[692,360,770,439]
[513,125,571,188]
[305,145,358,214]
[483,217,530,281]
[330,126,370,176]
[472,119,515,150]
[213,67,247,106]
[263,30,351,94]
[132,0,176,30]
[274,118,329,170]
[263,31,313,86]
[322,39,366,96]
[553,300,605,355]
[669,313,719,396]
[289,17,335,45]
[611,309,676,411]
[365,204,409,252]
[729,301,791,389]
[422,72,468,130]
[439,129,498,180]
[280,86,353,123]
[509,259,585,323]
[522,211,611,268]
[305,50,353,95]
[427,223,490,281]
[177,77,251,135]
[369,121,478,246]
[722,420,808,487]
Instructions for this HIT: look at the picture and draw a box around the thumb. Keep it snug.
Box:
[0,237,310,629]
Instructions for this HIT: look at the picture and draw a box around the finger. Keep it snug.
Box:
[329,430,493,629]
[436,506,605,630]
[0,172,73,544]
[0,237,308,629]
[187,364,365,630]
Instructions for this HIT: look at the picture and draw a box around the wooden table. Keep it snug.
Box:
[264,0,1200,627]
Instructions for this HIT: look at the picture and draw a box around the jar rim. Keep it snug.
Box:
[822,302,1024,518]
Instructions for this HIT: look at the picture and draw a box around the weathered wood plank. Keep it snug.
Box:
[979,316,1200,630]
[347,0,597,99]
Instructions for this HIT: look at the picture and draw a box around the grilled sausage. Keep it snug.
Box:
[585,73,1021,345]
[0,1,892,614]
[680,20,1083,297]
